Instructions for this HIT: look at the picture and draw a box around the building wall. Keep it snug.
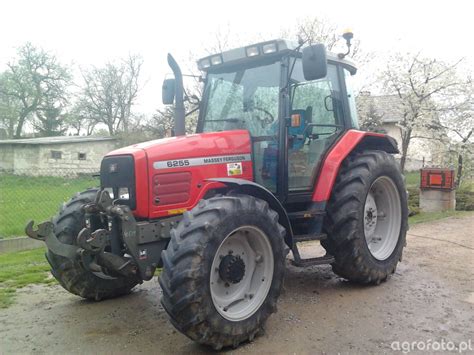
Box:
[34,140,117,176]
[0,145,14,171]
[12,145,41,172]
[0,140,117,176]
[381,123,433,171]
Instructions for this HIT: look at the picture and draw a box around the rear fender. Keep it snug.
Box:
[312,129,399,203]
[207,178,293,247]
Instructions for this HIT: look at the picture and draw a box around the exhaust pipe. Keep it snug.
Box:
[167,54,186,136]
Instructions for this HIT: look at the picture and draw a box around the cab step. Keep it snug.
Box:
[291,233,334,267]
[291,254,335,267]
[288,210,326,220]
[293,233,327,243]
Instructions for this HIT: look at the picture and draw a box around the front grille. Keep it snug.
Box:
[100,155,136,209]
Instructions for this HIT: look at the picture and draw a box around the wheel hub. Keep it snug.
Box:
[219,254,246,284]
[364,193,378,236]
[210,226,274,321]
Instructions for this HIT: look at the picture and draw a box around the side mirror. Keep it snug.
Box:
[302,44,327,81]
[162,78,175,105]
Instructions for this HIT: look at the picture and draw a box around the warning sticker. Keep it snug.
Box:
[227,162,243,176]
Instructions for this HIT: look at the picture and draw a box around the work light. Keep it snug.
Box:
[245,46,260,57]
[199,58,211,69]
[210,55,223,65]
[262,42,277,54]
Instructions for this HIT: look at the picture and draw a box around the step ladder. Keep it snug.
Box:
[291,233,335,267]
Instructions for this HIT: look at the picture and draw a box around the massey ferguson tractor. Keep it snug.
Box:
[26,33,408,350]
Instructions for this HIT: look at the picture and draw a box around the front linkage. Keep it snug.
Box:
[26,190,177,282]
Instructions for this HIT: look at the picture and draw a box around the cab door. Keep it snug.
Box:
[287,61,344,192]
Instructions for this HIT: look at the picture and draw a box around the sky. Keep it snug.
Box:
[0,0,472,116]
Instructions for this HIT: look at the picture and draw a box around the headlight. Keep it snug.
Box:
[245,46,260,57]
[262,42,277,54]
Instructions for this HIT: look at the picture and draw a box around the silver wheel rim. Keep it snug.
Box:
[364,176,402,260]
[210,226,274,321]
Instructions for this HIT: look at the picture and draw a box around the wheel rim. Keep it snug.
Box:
[210,226,274,321]
[363,176,402,261]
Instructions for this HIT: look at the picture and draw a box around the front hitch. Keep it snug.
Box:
[25,220,81,259]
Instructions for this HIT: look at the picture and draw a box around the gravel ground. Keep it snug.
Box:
[1,214,473,354]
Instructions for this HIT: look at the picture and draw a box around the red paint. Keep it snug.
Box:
[153,172,192,205]
[311,130,389,202]
[105,130,253,218]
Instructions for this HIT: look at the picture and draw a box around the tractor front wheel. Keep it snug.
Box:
[47,189,139,300]
[322,150,408,284]
[159,193,287,350]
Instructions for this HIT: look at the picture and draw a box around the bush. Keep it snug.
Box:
[456,190,474,211]
[407,186,420,216]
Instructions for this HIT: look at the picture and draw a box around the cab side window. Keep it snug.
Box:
[288,61,341,191]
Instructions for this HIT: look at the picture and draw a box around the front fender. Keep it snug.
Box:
[207,178,293,247]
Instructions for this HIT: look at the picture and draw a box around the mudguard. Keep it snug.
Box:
[207,177,293,247]
[312,129,399,203]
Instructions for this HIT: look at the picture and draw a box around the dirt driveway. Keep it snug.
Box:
[1,214,473,354]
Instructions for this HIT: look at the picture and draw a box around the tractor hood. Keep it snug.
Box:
[104,130,253,219]
[107,130,252,163]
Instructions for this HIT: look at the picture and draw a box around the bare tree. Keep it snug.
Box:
[145,104,198,139]
[280,17,365,61]
[0,43,71,138]
[380,53,467,171]
[78,54,143,135]
[63,100,97,136]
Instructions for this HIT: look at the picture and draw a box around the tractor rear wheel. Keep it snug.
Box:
[159,193,287,350]
[322,150,408,284]
[47,189,139,300]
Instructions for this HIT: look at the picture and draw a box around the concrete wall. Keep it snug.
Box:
[1,140,117,176]
[0,144,14,171]
[12,145,41,172]
[0,237,45,254]
[420,189,456,212]
[35,140,116,176]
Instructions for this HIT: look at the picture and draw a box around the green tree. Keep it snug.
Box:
[0,75,21,138]
[0,43,71,138]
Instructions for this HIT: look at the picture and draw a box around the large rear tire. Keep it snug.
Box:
[322,150,408,284]
[47,189,139,300]
[159,193,287,350]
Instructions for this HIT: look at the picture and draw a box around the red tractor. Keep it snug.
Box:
[27,34,408,350]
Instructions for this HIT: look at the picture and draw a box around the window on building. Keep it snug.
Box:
[51,150,62,159]
[78,152,87,160]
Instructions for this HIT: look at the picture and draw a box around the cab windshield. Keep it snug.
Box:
[201,62,281,137]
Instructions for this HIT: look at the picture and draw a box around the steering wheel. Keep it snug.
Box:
[253,107,275,127]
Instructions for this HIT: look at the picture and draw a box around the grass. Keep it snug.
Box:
[0,248,56,308]
[404,171,420,188]
[0,174,98,238]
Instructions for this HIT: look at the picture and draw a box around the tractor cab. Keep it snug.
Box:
[166,39,359,200]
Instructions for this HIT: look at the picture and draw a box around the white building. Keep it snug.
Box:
[0,136,117,176]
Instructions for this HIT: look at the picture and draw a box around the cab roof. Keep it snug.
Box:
[197,39,357,75]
